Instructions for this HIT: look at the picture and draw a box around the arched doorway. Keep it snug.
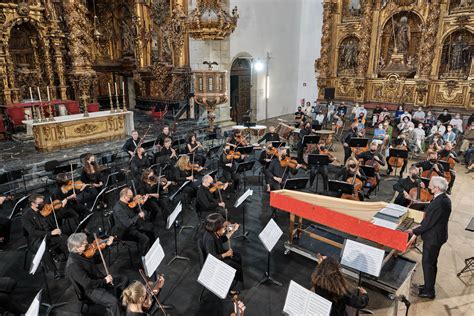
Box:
[230,58,251,123]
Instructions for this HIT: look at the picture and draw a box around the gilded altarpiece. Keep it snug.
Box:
[316,0,474,109]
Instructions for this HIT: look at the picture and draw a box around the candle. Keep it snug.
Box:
[108,82,112,98]
[47,86,51,102]
[37,87,42,103]
[29,87,33,102]
[114,82,118,97]
[122,81,125,95]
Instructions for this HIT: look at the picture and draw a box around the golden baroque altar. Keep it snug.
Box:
[23,111,134,152]
[315,0,474,109]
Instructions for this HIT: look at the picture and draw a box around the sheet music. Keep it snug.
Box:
[29,236,46,275]
[283,280,332,316]
[167,202,182,229]
[197,254,236,299]
[143,238,165,278]
[234,189,253,208]
[372,217,398,230]
[25,290,42,316]
[258,219,283,252]
[379,203,408,218]
[341,239,385,277]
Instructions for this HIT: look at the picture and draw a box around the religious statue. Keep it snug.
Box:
[449,35,469,71]
[122,20,136,56]
[340,39,358,71]
[377,56,386,73]
[395,16,410,54]
[349,0,361,16]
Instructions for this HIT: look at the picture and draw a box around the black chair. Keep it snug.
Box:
[107,214,136,267]
[72,283,106,315]
[43,160,60,191]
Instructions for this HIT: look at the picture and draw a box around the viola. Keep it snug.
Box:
[209,181,227,193]
[128,194,147,208]
[388,145,407,168]
[83,236,115,258]
[226,150,242,161]
[40,200,63,217]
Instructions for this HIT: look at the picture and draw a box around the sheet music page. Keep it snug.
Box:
[234,189,253,208]
[283,280,332,316]
[197,254,236,299]
[25,290,42,316]
[372,217,398,230]
[167,202,182,229]
[379,203,408,218]
[258,218,283,252]
[341,239,385,277]
[143,238,165,278]
[29,236,47,275]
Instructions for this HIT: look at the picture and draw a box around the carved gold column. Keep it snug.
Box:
[418,0,441,79]
[316,0,335,98]
[0,42,12,104]
[52,37,67,100]
[134,0,146,69]
[356,0,373,78]
[5,52,18,103]
[43,39,55,94]
[367,1,381,78]
[173,0,189,68]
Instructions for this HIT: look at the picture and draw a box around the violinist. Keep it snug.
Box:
[21,194,67,279]
[393,166,426,207]
[266,148,303,192]
[386,134,409,177]
[437,142,459,195]
[258,125,280,143]
[298,122,313,163]
[357,142,385,198]
[66,233,127,316]
[342,126,363,163]
[121,280,165,316]
[173,155,201,206]
[155,125,173,148]
[81,153,105,202]
[413,151,444,179]
[220,144,245,192]
[131,147,151,180]
[337,157,367,201]
[53,173,88,221]
[197,175,228,217]
[123,130,142,157]
[259,142,278,170]
[112,187,154,256]
[308,140,333,192]
[154,137,178,168]
[139,169,172,222]
[186,132,206,166]
[229,130,248,147]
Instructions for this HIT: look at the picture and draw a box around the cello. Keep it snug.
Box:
[341,169,364,201]
[387,144,408,169]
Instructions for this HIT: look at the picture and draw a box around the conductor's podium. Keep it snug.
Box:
[270,190,423,298]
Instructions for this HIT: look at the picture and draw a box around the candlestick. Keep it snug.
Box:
[29,87,34,102]
[37,87,45,122]
[114,82,120,112]
[108,82,115,113]
[47,86,51,101]
[47,86,55,121]
[122,80,127,112]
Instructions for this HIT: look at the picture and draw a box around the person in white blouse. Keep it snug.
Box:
[449,113,463,135]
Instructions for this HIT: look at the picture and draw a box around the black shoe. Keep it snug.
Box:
[417,291,435,299]
[54,271,64,280]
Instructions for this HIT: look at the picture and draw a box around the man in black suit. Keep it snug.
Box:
[407,176,452,299]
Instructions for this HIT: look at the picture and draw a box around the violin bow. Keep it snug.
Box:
[49,197,60,231]
[93,233,113,285]
[130,180,145,216]
[129,125,152,163]
[139,269,167,316]
[157,167,162,195]
[70,163,76,196]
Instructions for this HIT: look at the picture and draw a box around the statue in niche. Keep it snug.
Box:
[450,35,470,71]
[122,20,136,56]
[340,39,358,71]
[349,0,361,16]
[377,56,386,73]
[395,16,410,54]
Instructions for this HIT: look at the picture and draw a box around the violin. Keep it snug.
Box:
[235,134,248,146]
[266,147,279,157]
[63,180,89,192]
[143,274,165,310]
[231,293,245,316]
[186,163,202,171]
[341,169,363,201]
[40,200,63,217]
[128,194,148,208]
[83,236,115,258]
[388,144,407,168]
[279,156,300,169]
[226,150,242,161]
[209,181,227,193]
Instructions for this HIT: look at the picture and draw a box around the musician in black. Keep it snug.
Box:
[393,166,424,207]
[155,125,173,147]
[308,140,333,192]
[123,130,141,157]
[342,126,362,163]
[386,134,410,177]
[220,144,244,192]
[185,132,206,167]
[437,142,459,195]
[266,148,302,191]
[294,106,306,127]
[337,158,367,201]
[297,122,312,163]
[139,168,173,223]
[53,173,89,221]
[200,213,242,292]
[258,125,280,143]
[154,137,178,169]
[258,142,278,170]
[196,175,227,217]
[413,151,444,178]
[66,233,127,316]
[0,277,25,315]
[130,147,151,180]
[228,130,248,148]
[112,187,155,256]
[21,194,68,279]
[81,153,106,203]
[173,155,202,206]
[357,142,385,197]
[407,177,452,299]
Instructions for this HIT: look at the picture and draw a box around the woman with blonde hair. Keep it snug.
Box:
[121,281,149,316]
[173,154,202,206]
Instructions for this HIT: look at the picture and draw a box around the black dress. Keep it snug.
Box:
[314,286,369,316]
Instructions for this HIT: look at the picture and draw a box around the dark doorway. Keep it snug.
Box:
[230,58,251,123]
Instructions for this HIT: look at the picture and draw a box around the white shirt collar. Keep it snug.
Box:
[434,192,443,199]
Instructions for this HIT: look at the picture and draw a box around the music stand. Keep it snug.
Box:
[236,146,253,155]
[302,135,320,146]
[282,178,309,190]
[307,154,330,193]
[74,212,94,233]
[172,138,185,149]
[167,202,190,265]
[205,170,217,179]
[235,160,256,191]
[328,180,354,197]
[387,148,408,179]
[233,189,253,242]
[53,164,78,175]
[348,138,368,152]
[360,165,375,178]
[312,123,322,131]
[141,140,155,151]
[207,145,221,171]
[457,217,474,277]
[271,141,286,148]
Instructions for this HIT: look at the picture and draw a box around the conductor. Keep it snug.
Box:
[407,176,452,299]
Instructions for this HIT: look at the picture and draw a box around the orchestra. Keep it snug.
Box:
[1,103,469,315]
